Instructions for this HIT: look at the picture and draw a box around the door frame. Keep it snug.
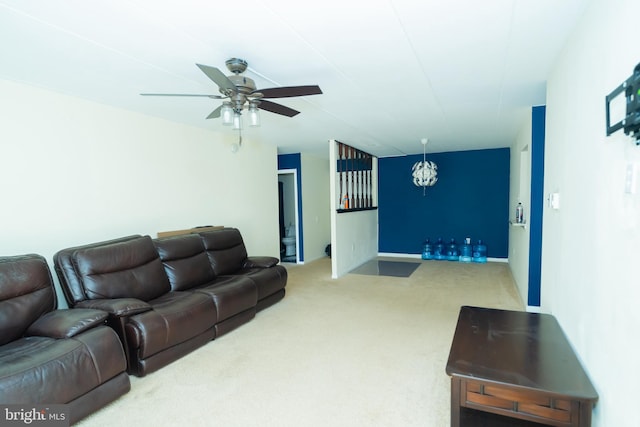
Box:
[278,168,301,264]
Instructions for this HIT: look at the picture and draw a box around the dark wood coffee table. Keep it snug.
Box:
[446,306,598,427]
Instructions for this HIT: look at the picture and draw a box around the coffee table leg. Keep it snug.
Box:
[450,376,461,427]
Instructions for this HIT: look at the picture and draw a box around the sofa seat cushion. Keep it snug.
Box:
[125,291,216,359]
[0,327,126,404]
[194,276,257,323]
[232,265,288,301]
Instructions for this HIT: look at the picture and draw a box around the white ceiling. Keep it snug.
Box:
[0,0,588,158]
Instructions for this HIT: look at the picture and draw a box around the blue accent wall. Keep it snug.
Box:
[277,153,304,262]
[527,106,546,306]
[378,148,510,258]
[277,153,300,171]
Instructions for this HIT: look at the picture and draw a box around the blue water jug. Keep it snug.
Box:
[434,238,446,260]
[447,238,459,261]
[422,239,433,260]
[472,240,487,263]
[459,237,472,263]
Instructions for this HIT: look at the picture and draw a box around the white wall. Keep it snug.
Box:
[543,0,640,425]
[329,140,379,277]
[508,113,532,307]
[300,153,331,262]
[332,209,378,278]
[0,79,280,306]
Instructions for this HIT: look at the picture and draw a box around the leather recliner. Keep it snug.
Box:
[0,254,130,424]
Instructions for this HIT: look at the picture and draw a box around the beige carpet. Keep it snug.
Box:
[76,257,524,427]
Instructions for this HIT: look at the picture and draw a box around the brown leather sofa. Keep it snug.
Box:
[198,228,287,311]
[0,254,130,424]
[53,228,287,377]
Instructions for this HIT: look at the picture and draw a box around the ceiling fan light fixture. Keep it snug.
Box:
[232,112,243,130]
[248,102,260,127]
[221,102,233,126]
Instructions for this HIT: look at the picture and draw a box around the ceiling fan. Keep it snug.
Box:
[141,58,322,125]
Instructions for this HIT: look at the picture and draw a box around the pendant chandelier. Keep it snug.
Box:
[411,138,438,195]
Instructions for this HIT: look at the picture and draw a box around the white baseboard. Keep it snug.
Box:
[378,252,422,259]
[378,252,509,263]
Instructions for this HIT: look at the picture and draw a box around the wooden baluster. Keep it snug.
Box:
[338,142,344,208]
[344,146,350,209]
[362,153,371,208]
[353,148,358,209]
[347,145,351,208]
[361,151,367,208]
[354,149,362,208]
[362,152,367,208]
[358,150,364,208]
[368,154,373,207]
[349,146,354,209]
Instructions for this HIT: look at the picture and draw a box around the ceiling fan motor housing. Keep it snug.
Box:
[225,58,248,74]
[227,74,256,94]
[225,74,258,112]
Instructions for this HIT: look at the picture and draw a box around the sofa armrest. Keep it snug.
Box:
[243,256,280,269]
[26,308,108,338]
[76,298,152,317]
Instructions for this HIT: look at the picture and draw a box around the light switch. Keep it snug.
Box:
[549,193,560,210]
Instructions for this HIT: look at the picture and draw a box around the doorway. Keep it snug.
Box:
[278,169,300,263]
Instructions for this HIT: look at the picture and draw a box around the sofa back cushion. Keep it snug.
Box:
[199,228,248,276]
[71,236,170,301]
[153,234,216,291]
[54,235,143,306]
[0,254,55,346]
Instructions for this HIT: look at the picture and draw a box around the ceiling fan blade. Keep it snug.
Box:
[258,100,300,117]
[256,85,322,98]
[196,64,236,94]
[206,105,222,119]
[140,93,224,99]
